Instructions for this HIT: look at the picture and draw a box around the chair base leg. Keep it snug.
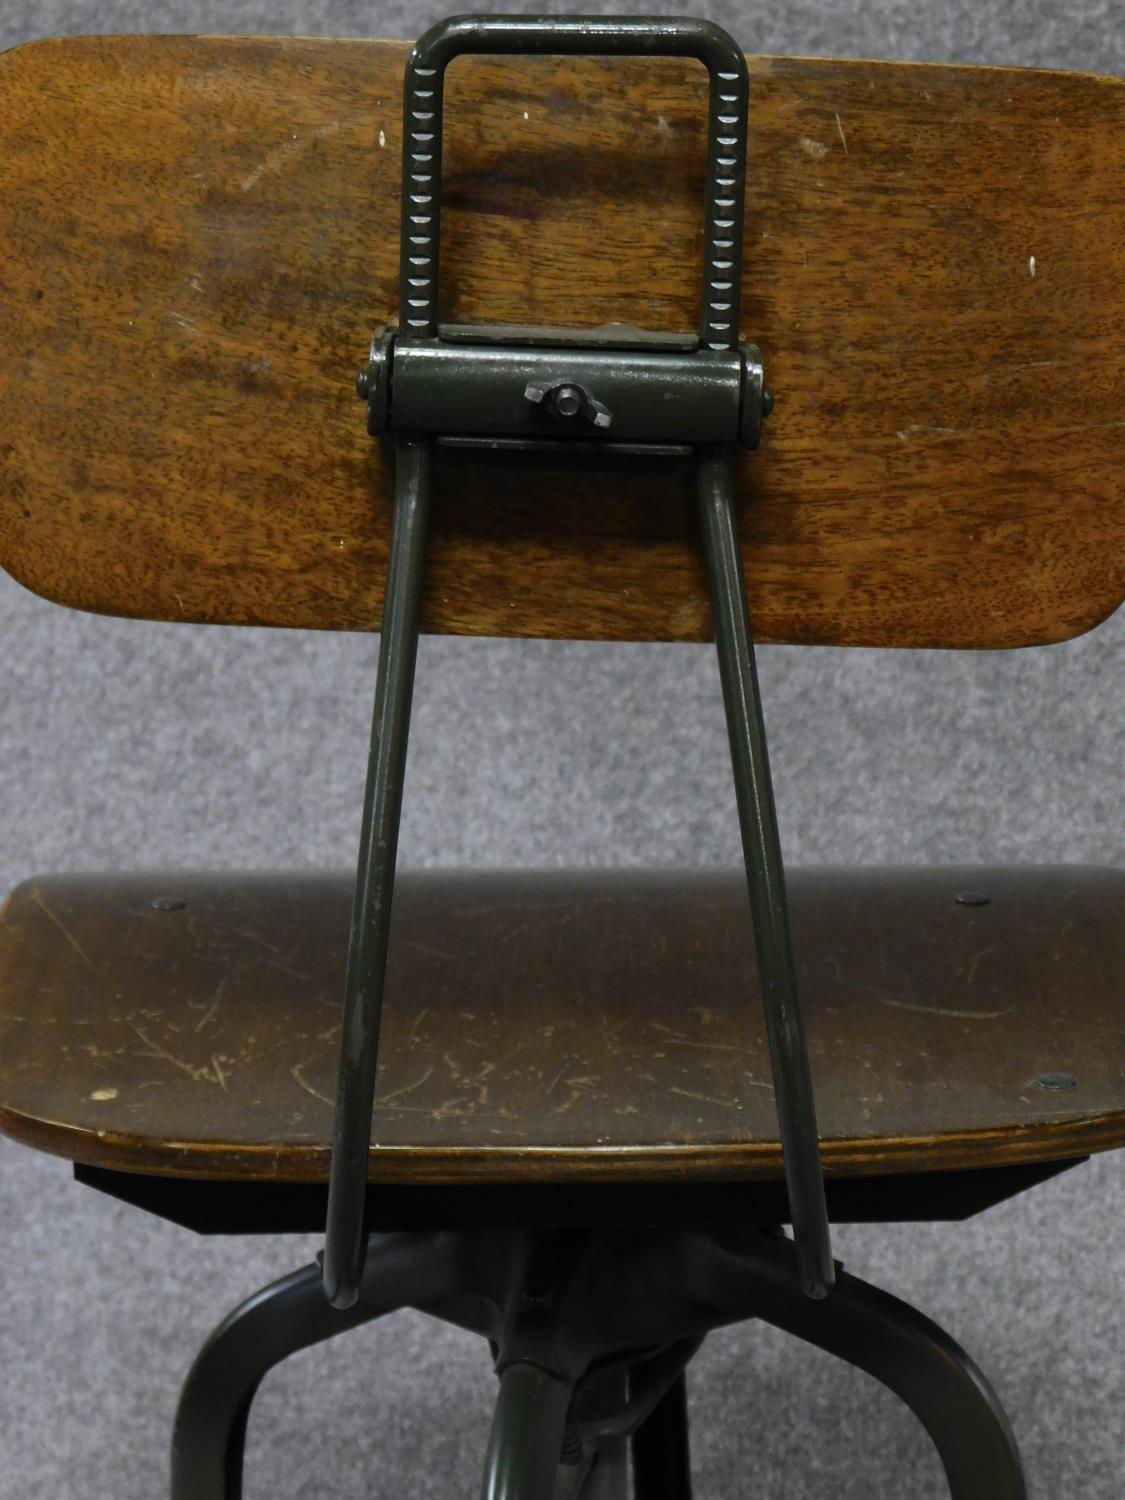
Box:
[170,1225,1025,1500]
[728,1242,1026,1500]
[479,1362,575,1500]
[170,1233,460,1500]
[577,1368,631,1500]
[631,1373,692,1500]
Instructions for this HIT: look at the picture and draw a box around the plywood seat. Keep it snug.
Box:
[0,866,1120,1185]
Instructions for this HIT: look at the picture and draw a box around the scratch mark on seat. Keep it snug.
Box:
[962,941,1001,984]
[879,997,1009,1020]
[407,941,456,961]
[192,967,235,1033]
[84,1042,124,1062]
[429,1096,476,1121]
[663,1036,739,1053]
[266,957,310,982]
[460,1058,496,1104]
[375,1065,435,1107]
[291,1062,335,1107]
[544,1059,577,1095]
[130,1024,226,1085]
[834,112,849,153]
[226,922,285,958]
[670,1086,742,1109]
[30,887,94,970]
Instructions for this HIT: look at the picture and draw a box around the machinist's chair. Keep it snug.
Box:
[0,16,1122,1499]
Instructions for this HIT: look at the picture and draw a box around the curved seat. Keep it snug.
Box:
[0,865,1120,1184]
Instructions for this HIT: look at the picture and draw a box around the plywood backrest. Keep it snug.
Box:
[0,35,1122,646]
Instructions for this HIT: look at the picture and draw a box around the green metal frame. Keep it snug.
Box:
[172,1225,1027,1500]
[324,10,832,1315]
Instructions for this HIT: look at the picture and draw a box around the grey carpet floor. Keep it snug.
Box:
[0,1,1122,1496]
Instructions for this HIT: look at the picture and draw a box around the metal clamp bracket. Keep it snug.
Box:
[325,13,833,1312]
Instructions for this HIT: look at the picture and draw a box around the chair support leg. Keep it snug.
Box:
[579,1367,630,1500]
[171,1232,459,1500]
[631,1372,692,1500]
[170,1224,1025,1500]
[752,1263,1027,1500]
[480,1362,575,1500]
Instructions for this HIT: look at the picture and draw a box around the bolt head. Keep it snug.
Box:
[355,367,371,400]
[955,890,990,907]
[151,896,186,911]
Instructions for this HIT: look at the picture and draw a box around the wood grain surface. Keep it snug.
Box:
[1,867,1121,1183]
[0,36,1122,646]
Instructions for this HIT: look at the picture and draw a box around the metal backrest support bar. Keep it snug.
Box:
[697,449,833,1298]
[323,438,430,1309]
[398,13,747,349]
[324,14,833,1311]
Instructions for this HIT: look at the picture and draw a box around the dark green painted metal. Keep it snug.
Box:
[387,341,746,445]
[327,14,827,1318]
[581,1340,701,1450]
[697,447,834,1299]
[734,1246,1028,1499]
[577,1367,630,1500]
[480,1362,575,1500]
[399,14,748,349]
[174,1225,1026,1498]
[172,1234,462,1499]
[323,437,431,1309]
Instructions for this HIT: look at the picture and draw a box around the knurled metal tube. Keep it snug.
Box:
[401,15,747,348]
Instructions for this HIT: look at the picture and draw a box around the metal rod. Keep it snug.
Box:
[480,1362,575,1500]
[584,1339,702,1447]
[401,14,747,348]
[696,446,834,1300]
[173,1234,459,1499]
[580,1367,630,1500]
[738,1245,1027,1499]
[324,437,431,1310]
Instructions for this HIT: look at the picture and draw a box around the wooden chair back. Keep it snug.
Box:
[0,35,1122,646]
